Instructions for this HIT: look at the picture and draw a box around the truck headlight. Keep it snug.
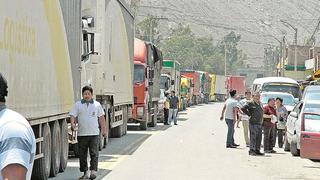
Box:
[137,107,144,116]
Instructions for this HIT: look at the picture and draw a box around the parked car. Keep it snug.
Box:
[301,85,320,101]
[285,100,320,157]
[261,92,296,113]
[300,112,320,160]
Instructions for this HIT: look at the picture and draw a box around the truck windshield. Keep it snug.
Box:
[160,76,169,90]
[134,65,145,83]
[262,83,300,98]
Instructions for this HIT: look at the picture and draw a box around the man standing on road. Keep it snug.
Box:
[220,90,240,148]
[0,73,36,180]
[70,86,107,180]
[168,90,179,125]
[263,98,277,153]
[241,92,264,156]
[237,91,251,147]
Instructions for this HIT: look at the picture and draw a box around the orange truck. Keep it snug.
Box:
[129,38,163,130]
[181,70,201,105]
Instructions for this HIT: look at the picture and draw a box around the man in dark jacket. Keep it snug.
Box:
[241,92,264,156]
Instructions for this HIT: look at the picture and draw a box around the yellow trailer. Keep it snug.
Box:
[209,74,216,101]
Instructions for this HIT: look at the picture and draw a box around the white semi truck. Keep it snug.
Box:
[0,0,134,179]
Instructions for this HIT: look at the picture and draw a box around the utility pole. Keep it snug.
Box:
[224,41,227,76]
[281,36,286,77]
[280,20,298,73]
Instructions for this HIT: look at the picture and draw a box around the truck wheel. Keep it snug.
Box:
[73,143,79,157]
[111,125,123,138]
[284,134,290,152]
[99,132,105,151]
[150,105,157,127]
[140,120,148,130]
[123,106,128,135]
[290,142,300,156]
[59,119,68,172]
[50,121,61,177]
[32,123,51,180]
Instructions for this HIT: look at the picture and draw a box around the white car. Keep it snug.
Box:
[261,92,296,113]
[285,100,320,156]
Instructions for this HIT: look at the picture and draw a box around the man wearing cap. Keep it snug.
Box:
[0,73,36,180]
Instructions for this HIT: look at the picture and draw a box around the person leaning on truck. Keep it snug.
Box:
[70,86,107,180]
[0,73,36,180]
[163,92,170,125]
[241,92,264,156]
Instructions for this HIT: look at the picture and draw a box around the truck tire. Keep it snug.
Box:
[150,105,157,127]
[59,119,68,172]
[73,143,79,157]
[140,112,148,130]
[99,132,104,151]
[122,106,128,135]
[50,121,61,177]
[32,123,51,180]
[111,125,123,138]
[284,134,290,152]
[290,142,300,156]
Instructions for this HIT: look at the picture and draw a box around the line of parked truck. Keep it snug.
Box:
[0,0,247,179]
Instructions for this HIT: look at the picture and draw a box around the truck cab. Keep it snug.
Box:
[130,38,163,130]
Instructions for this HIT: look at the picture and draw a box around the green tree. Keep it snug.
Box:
[218,31,244,74]
[135,15,160,44]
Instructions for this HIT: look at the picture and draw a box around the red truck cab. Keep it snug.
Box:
[130,38,162,130]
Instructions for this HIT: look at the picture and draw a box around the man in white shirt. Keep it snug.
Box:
[237,91,251,147]
[70,86,107,180]
[220,90,239,148]
[0,73,36,180]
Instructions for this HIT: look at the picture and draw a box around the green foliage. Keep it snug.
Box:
[135,15,160,44]
[136,16,247,75]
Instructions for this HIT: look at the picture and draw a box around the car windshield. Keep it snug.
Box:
[261,94,295,106]
[304,114,320,133]
[262,84,300,98]
[304,92,320,101]
[303,103,320,113]
[134,65,145,83]
[160,76,169,90]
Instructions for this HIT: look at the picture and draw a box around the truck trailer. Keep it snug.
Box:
[209,74,216,101]
[227,76,246,98]
[159,60,181,116]
[130,38,163,130]
[214,75,227,101]
[0,0,134,179]
[181,70,201,105]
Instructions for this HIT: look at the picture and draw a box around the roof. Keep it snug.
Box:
[304,85,320,91]
[261,92,294,97]
[253,77,298,85]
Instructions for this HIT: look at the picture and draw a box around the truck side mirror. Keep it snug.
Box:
[171,80,175,85]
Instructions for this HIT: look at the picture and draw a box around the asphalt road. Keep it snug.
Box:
[51,103,320,180]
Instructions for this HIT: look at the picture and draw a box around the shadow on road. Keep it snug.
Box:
[177,117,188,121]
[128,124,171,131]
